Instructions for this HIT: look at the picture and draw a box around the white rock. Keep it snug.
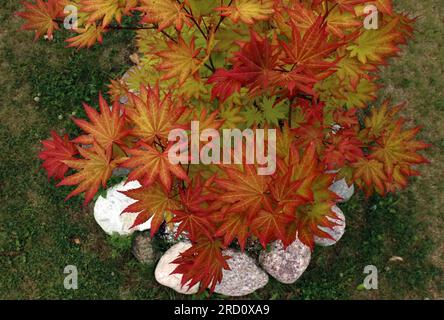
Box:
[259,239,311,284]
[214,249,268,297]
[329,178,354,203]
[93,180,151,236]
[154,242,199,294]
[314,205,346,246]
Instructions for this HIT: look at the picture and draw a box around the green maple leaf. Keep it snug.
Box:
[261,96,289,126]
[241,97,289,127]
[242,105,264,127]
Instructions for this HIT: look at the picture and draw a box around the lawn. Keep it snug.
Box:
[0,0,442,299]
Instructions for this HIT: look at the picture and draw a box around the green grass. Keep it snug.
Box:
[0,0,442,299]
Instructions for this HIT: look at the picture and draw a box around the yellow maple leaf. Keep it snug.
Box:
[156,37,203,85]
[216,0,275,24]
[66,23,105,48]
[139,0,192,31]
[81,0,137,26]
[347,17,401,64]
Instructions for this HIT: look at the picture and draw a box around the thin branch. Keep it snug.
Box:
[215,0,234,32]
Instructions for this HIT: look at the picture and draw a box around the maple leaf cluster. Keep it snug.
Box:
[21,0,430,293]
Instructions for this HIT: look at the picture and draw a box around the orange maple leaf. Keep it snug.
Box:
[215,164,271,219]
[72,94,130,155]
[138,0,192,31]
[126,85,185,144]
[81,0,137,27]
[352,158,387,196]
[120,183,180,236]
[58,143,117,204]
[16,0,62,40]
[214,211,250,250]
[66,24,106,48]
[251,209,292,248]
[122,142,190,191]
[371,121,429,177]
[295,201,338,249]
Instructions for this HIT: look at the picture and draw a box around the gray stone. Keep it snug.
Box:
[112,167,131,177]
[163,222,189,243]
[329,178,354,203]
[314,205,345,246]
[155,242,199,294]
[132,232,156,264]
[259,239,311,284]
[214,249,268,297]
[119,95,129,105]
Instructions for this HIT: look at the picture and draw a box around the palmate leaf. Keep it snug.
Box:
[287,143,319,190]
[81,0,137,26]
[207,69,242,103]
[215,164,271,219]
[16,0,62,40]
[269,171,311,216]
[362,99,404,140]
[122,142,190,192]
[171,176,218,241]
[324,132,363,170]
[58,143,117,204]
[120,183,180,235]
[156,37,203,85]
[209,31,280,100]
[371,121,429,177]
[279,16,343,74]
[39,131,78,180]
[66,24,106,48]
[139,0,192,31]
[342,78,378,109]
[335,55,375,89]
[251,209,292,248]
[216,0,275,24]
[385,163,421,193]
[71,94,129,154]
[260,96,289,127]
[171,238,230,293]
[352,158,387,196]
[219,105,245,129]
[347,17,401,64]
[325,6,362,38]
[215,211,250,250]
[295,201,339,249]
[126,85,185,144]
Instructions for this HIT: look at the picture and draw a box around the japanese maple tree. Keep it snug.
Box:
[19,0,429,293]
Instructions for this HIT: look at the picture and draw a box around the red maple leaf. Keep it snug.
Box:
[120,183,180,236]
[279,16,344,77]
[39,131,78,180]
[251,209,293,248]
[171,238,230,293]
[58,143,117,204]
[122,142,189,192]
[209,31,279,100]
[324,131,363,170]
